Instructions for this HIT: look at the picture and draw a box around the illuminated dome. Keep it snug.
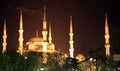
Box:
[28,36,43,42]
[25,34,44,52]
[76,54,85,61]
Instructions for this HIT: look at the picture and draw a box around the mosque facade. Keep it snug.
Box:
[2,3,110,61]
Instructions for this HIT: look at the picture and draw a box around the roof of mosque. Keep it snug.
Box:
[28,36,43,42]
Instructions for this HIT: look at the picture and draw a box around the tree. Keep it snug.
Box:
[44,52,66,71]
[24,51,42,71]
[88,48,114,71]
[63,57,82,71]
[0,50,24,71]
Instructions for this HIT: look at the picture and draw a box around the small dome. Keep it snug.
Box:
[76,54,85,61]
[28,36,43,42]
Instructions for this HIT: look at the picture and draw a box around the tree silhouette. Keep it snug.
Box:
[88,48,114,71]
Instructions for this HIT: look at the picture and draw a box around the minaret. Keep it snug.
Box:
[104,13,110,56]
[69,16,74,58]
[48,22,55,51]
[2,19,7,53]
[48,23,52,44]
[18,10,24,55]
[42,4,48,52]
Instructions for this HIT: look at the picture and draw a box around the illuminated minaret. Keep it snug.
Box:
[48,23,52,44]
[48,22,55,51]
[2,19,7,53]
[69,16,74,58]
[104,13,110,56]
[42,4,48,52]
[18,10,24,55]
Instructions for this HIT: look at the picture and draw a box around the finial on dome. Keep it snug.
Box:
[36,30,39,37]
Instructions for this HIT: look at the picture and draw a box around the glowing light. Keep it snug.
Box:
[40,68,44,71]
[89,58,93,62]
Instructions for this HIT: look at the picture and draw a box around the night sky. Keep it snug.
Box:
[0,0,120,56]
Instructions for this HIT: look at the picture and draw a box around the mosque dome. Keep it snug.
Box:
[28,36,43,42]
[25,35,43,52]
[76,54,85,61]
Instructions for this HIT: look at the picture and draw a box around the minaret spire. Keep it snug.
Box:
[42,1,48,52]
[18,10,24,55]
[2,19,7,53]
[48,22,52,44]
[69,16,74,58]
[104,13,110,56]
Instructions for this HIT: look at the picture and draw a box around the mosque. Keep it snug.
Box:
[2,3,110,61]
